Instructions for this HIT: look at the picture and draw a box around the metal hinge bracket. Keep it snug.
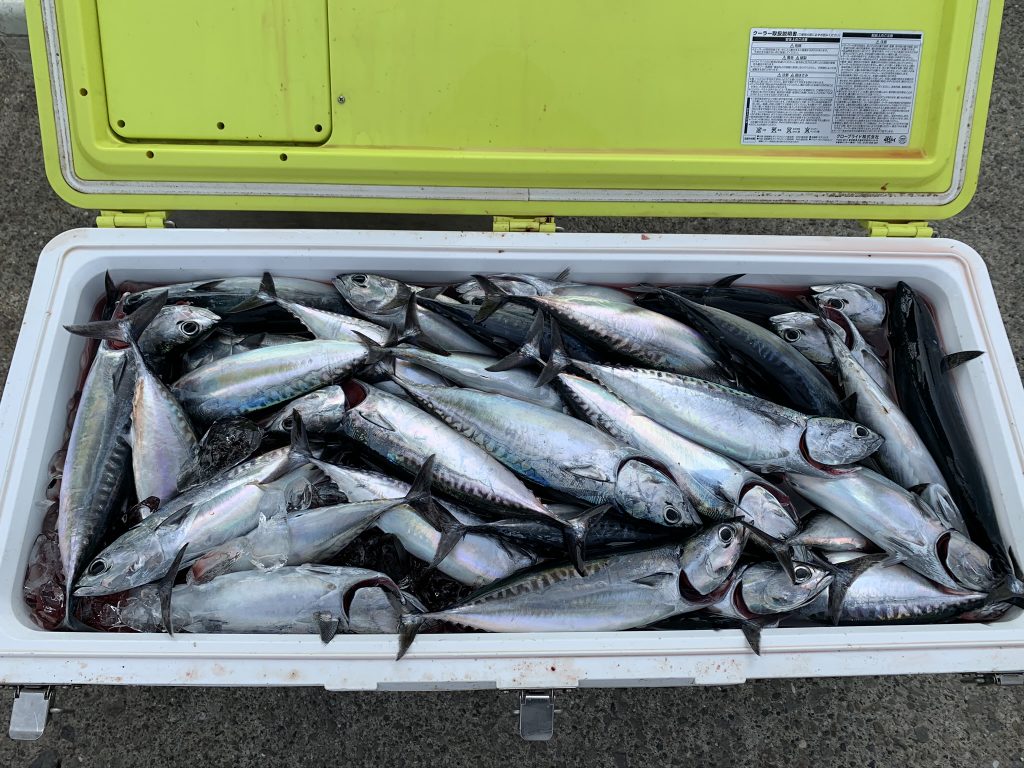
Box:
[861,220,934,238]
[513,690,560,741]
[963,672,1024,686]
[96,211,169,228]
[9,686,58,741]
[493,216,556,233]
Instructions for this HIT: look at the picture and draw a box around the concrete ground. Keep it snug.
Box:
[2,7,1023,766]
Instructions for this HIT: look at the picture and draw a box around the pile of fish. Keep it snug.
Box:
[25,269,1021,657]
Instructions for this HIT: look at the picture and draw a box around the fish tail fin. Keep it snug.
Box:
[287,412,314,465]
[65,290,167,344]
[402,454,436,510]
[159,544,189,637]
[352,330,390,367]
[103,271,120,315]
[561,503,612,576]
[735,520,795,582]
[486,310,545,372]
[472,274,514,322]
[226,271,278,314]
[535,320,571,387]
[397,297,450,356]
[827,553,887,625]
[397,612,432,660]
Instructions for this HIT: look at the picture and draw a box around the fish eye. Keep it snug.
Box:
[854,425,870,438]
[826,298,846,310]
[782,328,802,342]
[793,564,812,583]
[280,416,294,430]
[663,506,682,525]
[351,274,368,286]
[88,559,107,576]
[179,320,201,336]
[718,525,736,544]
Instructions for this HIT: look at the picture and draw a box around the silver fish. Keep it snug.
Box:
[558,373,798,538]
[333,273,494,354]
[59,293,166,618]
[574,362,882,476]
[455,271,634,305]
[231,272,390,343]
[811,283,886,334]
[393,379,697,528]
[339,382,552,520]
[473,276,725,380]
[398,523,747,655]
[822,315,967,535]
[789,512,874,552]
[311,460,539,587]
[138,305,220,369]
[125,276,350,316]
[391,345,564,410]
[119,564,412,635]
[172,338,386,424]
[706,560,832,619]
[799,552,991,624]
[786,468,996,592]
[75,468,314,597]
[125,334,200,504]
[182,331,302,371]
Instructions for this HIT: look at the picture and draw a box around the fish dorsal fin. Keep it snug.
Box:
[714,274,745,288]
[553,267,572,283]
[942,350,984,372]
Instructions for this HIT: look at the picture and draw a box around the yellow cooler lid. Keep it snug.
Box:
[26,0,1004,220]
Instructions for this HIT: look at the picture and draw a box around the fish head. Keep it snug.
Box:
[333,274,411,314]
[769,312,840,365]
[679,522,748,597]
[614,459,697,528]
[267,385,348,434]
[143,305,220,355]
[811,284,886,331]
[736,561,833,616]
[73,533,171,596]
[803,417,883,466]
[736,484,800,540]
[940,531,997,592]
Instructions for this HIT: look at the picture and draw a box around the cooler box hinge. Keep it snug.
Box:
[96,211,169,228]
[964,672,1024,686]
[493,216,557,233]
[861,220,934,238]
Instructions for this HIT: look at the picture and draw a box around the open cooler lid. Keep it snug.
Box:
[26,0,1003,220]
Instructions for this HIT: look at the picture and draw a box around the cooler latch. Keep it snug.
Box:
[8,686,58,741]
[96,211,170,228]
[514,690,559,741]
[861,220,934,238]
[493,216,557,233]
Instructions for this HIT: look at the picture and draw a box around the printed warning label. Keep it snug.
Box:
[742,29,923,146]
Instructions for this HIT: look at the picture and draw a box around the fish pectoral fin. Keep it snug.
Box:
[561,462,614,483]
[631,571,675,588]
[740,615,780,656]
[153,503,194,530]
[355,408,397,433]
[942,350,984,372]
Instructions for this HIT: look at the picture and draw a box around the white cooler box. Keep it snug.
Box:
[1,228,1022,698]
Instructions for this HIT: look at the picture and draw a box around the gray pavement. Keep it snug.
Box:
[2,7,1023,766]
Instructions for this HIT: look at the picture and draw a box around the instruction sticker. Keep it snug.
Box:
[742,29,923,146]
